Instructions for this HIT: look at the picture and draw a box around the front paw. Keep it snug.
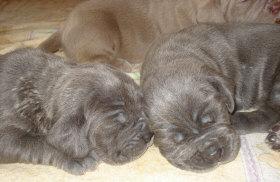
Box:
[61,151,99,175]
[78,150,99,172]
[266,122,280,151]
[60,159,88,175]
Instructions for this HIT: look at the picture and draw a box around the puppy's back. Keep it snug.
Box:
[0,48,72,117]
[141,23,280,81]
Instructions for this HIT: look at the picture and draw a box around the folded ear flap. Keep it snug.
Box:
[46,107,90,158]
[207,75,235,113]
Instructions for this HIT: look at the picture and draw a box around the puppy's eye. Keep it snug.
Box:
[115,112,127,123]
[173,133,187,144]
[201,115,214,125]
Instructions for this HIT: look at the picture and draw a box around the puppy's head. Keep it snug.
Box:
[145,70,240,171]
[83,64,153,164]
[48,64,153,164]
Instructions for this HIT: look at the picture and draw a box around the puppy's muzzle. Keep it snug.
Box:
[135,121,154,144]
[114,120,153,163]
[189,124,240,171]
[190,140,224,168]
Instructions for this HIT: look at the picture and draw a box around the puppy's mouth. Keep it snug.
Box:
[164,124,240,171]
[188,138,227,171]
[189,125,240,171]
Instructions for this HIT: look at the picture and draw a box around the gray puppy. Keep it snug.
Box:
[141,23,280,172]
[0,48,153,175]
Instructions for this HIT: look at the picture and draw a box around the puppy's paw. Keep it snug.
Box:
[79,150,100,171]
[266,122,280,151]
[61,159,88,175]
[60,151,99,175]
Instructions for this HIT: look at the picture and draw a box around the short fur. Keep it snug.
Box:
[39,0,280,72]
[141,23,280,172]
[0,48,153,175]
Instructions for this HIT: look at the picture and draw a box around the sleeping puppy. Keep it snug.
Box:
[140,23,280,172]
[39,0,280,72]
[0,48,153,175]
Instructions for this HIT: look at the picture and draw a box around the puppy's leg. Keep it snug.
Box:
[231,105,280,135]
[0,127,97,175]
[63,11,132,72]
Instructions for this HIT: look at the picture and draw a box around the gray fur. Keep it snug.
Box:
[0,48,153,175]
[141,23,280,171]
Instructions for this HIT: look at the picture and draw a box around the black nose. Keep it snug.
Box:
[201,141,223,161]
[142,132,154,143]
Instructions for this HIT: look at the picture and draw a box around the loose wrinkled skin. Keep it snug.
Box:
[39,0,280,72]
[0,48,153,175]
[141,24,280,172]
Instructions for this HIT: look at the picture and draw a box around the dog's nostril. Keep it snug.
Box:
[267,133,278,142]
[202,144,222,161]
[142,132,153,143]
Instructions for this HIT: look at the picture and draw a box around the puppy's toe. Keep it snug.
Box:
[265,122,280,151]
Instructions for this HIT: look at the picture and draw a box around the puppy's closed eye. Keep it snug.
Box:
[173,132,187,144]
[200,115,215,126]
[115,112,127,123]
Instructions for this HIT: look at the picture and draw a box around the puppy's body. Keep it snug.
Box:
[141,24,280,171]
[0,48,153,175]
[39,0,280,72]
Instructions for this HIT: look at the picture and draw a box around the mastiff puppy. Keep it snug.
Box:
[39,0,280,72]
[141,23,280,172]
[0,48,153,175]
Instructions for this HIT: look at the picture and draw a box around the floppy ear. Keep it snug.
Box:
[46,107,90,158]
[207,75,235,113]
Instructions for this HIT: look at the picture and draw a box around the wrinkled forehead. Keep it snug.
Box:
[151,80,216,112]
[93,77,143,113]
[149,85,227,135]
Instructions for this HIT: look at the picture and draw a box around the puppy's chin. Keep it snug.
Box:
[158,124,240,172]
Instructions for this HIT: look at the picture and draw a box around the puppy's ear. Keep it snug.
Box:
[207,75,235,113]
[47,107,90,158]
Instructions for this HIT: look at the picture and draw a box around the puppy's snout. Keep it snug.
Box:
[187,126,239,170]
[201,141,223,161]
[135,120,153,143]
